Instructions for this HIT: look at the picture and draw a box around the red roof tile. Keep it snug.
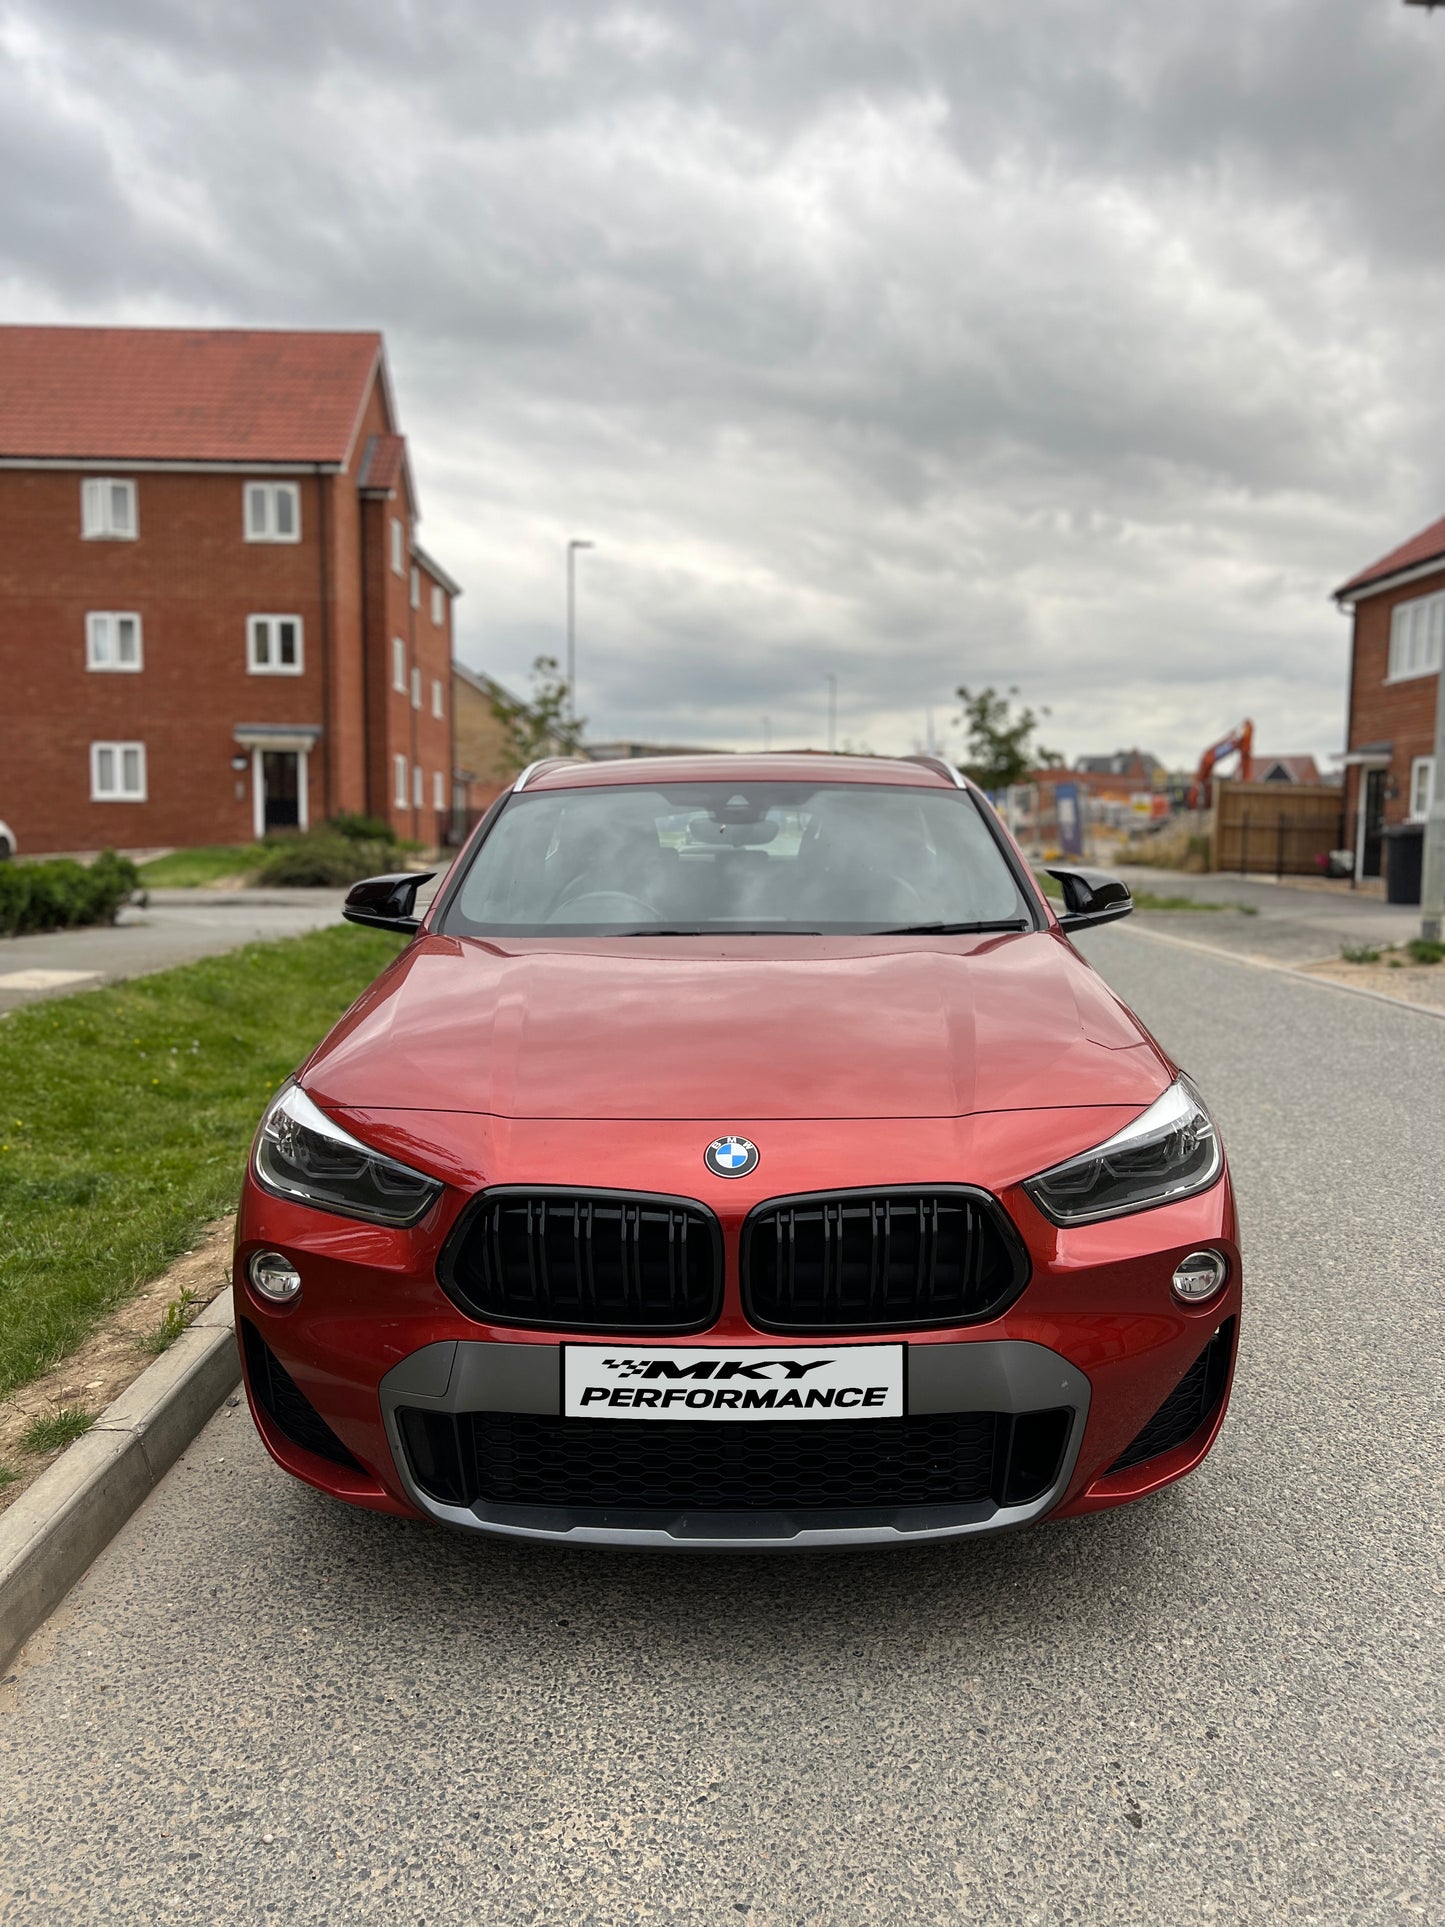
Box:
[1335,513,1445,599]
[0,326,382,463]
[358,432,406,490]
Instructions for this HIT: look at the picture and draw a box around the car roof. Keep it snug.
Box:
[518,753,966,793]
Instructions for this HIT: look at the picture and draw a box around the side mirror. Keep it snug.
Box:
[1044,866,1133,932]
[342,871,436,935]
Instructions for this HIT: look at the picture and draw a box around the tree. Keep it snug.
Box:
[954,685,1060,790]
[491,655,586,771]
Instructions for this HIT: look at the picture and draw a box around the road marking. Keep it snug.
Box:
[1115,923,1445,1022]
[0,968,101,991]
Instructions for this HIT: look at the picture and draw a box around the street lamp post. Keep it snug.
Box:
[826,673,837,754]
[565,539,594,731]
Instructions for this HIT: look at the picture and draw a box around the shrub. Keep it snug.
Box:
[251,833,400,887]
[0,850,140,936]
[328,812,399,845]
[1405,937,1444,967]
[1340,943,1381,965]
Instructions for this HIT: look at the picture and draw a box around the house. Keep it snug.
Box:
[1072,749,1167,786]
[452,663,524,824]
[1333,513,1444,879]
[1241,755,1323,785]
[0,326,460,854]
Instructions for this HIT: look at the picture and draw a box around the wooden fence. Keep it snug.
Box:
[1211,781,1344,876]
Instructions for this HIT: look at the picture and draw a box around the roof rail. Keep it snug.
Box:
[903,754,968,789]
[513,756,580,792]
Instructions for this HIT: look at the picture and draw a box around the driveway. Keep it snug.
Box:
[0,889,349,1014]
[1115,864,1421,965]
[0,928,1438,1923]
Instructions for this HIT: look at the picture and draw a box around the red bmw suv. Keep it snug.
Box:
[235,754,1240,1548]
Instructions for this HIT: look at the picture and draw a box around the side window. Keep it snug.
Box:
[248,614,303,674]
[1410,756,1437,822]
[431,585,444,626]
[81,478,137,540]
[410,566,420,610]
[411,666,422,709]
[244,482,300,542]
[433,770,445,810]
[431,678,444,719]
[393,636,407,692]
[391,517,405,576]
[393,754,408,807]
[86,612,143,671]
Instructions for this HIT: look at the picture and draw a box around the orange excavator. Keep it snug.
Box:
[1188,719,1254,809]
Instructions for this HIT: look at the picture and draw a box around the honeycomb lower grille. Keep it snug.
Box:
[395,1406,1072,1515]
[439,1190,723,1333]
[241,1320,365,1472]
[741,1189,1027,1333]
[1108,1319,1235,1473]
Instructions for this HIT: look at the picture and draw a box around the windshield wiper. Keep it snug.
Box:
[874,919,1030,935]
[612,926,824,936]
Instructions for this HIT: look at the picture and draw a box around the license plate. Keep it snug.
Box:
[562,1344,904,1421]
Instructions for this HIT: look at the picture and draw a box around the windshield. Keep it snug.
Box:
[439,781,1035,937]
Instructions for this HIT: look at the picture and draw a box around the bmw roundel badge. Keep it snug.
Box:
[704,1135,760,1179]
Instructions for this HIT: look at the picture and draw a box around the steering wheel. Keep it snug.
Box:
[547,890,660,924]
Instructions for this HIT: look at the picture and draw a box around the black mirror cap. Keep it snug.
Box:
[342,871,436,934]
[1044,866,1134,931]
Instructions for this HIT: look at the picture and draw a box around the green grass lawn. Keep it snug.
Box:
[136,845,267,888]
[0,924,404,1401]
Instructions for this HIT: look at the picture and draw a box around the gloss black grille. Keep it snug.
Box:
[1108,1319,1235,1473]
[439,1189,723,1333]
[741,1189,1027,1333]
[396,1407,1072,1515]
[241,1320,365,1472]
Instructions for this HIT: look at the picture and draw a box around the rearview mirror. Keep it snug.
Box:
[342,871,436,935]
[1044,866,1133,932]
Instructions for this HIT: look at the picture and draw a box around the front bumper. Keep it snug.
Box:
[234,1106,1243,1547]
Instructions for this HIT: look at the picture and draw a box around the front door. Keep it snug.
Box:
[1361,768,1387,879]
[262,751,300,832]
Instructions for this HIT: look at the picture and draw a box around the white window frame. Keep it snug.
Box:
[410,566,420,610]
[1387,590,1445,682]
[86,611,143,672]
[391,517,405,576]
[393,754,409,808]
[81,477,137,540]
[431,677,444,719]
[90,740,146,801]
[411,665,422,709]
[431,584,444,626]
[244,481,301,543]
[392,636,408,693]
[247,613,304,676]
[412,763,423,808]
[433,769,445,811]
[1409,755,1437,822]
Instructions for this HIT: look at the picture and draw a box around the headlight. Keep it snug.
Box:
[1023,1076,1222,1226]
[252,1079,443,1227]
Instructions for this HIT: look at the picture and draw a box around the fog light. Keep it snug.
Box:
[1172,1250,1227,1304]
[248,1250,302,1303]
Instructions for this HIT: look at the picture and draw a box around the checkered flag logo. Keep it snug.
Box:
[602,1358,650,1377]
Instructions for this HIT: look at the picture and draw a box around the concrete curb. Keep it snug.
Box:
[0,1288,239,1673]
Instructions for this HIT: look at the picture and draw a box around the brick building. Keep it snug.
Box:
[1334,514,1444,880]
[0,326,460,854]
[451,663,523,823]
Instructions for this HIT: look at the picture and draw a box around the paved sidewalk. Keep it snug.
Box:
[0,889,349,1014]
[1114,864,1421,965]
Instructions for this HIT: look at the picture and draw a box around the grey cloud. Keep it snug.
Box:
[4,0,1443,762]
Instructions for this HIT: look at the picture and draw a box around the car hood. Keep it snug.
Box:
[303,931,1171,1121]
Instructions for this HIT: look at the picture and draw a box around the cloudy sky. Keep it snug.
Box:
[4,0,1444,768]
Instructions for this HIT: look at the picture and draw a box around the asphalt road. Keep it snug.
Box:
[0,890,349,1014]
[1,929,1440,1924]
